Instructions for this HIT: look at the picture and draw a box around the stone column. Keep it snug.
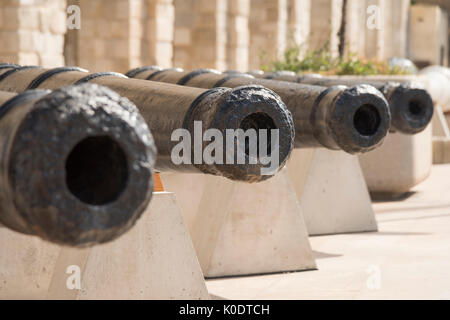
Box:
[173,0,227,70]
[226,0,249,71]
[287,0,311,53]
[361,0,409,61]
[390,0,409,58]
[69,0,173,73]
[308,0,343,57]
[377,0,409,59]
[249,0,289,70]
[73,0,129,72]
[0,0,67,67]
[143,0,174,68]
[363,0,384,60]
[344,0,366,57]
[173,0,195,69]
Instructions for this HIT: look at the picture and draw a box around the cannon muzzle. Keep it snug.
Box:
[0,84,156,247]
[259,72,434,135]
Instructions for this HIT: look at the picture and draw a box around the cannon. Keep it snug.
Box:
[0,65,294,182]
[126,67,391,154]
[0,84,156,247]
[254,71,434,135]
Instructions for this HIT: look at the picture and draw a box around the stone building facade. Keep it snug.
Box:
[0,0,449,72]
[0,0,67,67]
[410,3,449,67]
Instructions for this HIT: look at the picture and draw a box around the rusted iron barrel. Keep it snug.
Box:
[0,84,156,247]
[256,71,434,135]
[0,65,294,182]
[290,69,449,112]
[0,63,19,70]
[126,67,391,154]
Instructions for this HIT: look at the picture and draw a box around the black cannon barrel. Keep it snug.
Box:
[0,84,156,247]
[258,71,434,135]
[0,63,19,70]
[0,91,16,104]
[0,65,294,182]
[247,70,265,77]
[127,67,391,154]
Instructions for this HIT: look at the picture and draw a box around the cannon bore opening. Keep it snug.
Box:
[408,99,426,119]
[353,104,381,136]
[65,136,129,206]
[240,112,277,157]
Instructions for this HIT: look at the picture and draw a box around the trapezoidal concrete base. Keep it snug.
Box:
[287,148,378,236]
[0,192,209,300]
[162,168,317,278]
[432,105,450,164]
[359,126,432,196]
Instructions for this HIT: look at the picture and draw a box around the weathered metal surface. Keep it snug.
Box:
[259,71,434,135]
[129,67,391,154]
[0,91,16,105]
[0,65,294,182]
[246,70,265,77]
[0,63,19,70]
[0,84,156,247]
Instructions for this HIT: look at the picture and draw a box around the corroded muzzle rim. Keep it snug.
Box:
[385,82,434,134]
[324,84,391,154]
[8,84,156,247]
[184,85,295,182]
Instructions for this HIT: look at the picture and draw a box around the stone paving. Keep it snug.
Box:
[206,164,450,300]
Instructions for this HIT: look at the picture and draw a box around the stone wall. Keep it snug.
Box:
[174,0,228,70]
[288,0,310,52]
[65,0,174,73]
[248,0,288,70]
[0,0,67,67]
[418,0,450,66]
[226,0,249,71]
[409,4,449,67]
[0,0,448,72]
[173,0,194,69]
[309,0,343,57]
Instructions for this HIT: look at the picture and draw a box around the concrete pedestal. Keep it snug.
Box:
[359,126,433,196]
[432,105,450,164]
[0,192,209,300]
[287,148,378,236]
[162,168,317,278]
[432,105,450,138]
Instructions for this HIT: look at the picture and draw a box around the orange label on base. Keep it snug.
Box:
[153,172,164,192]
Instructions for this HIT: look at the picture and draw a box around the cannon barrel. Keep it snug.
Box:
[127,67,391,154]
[257,71,434,135]
[0,65,294,182]
[0,63,19,71]
[291,69,449,113]
[0,84,156,247]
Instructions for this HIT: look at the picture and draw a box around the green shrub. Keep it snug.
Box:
[266,43,411,76]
